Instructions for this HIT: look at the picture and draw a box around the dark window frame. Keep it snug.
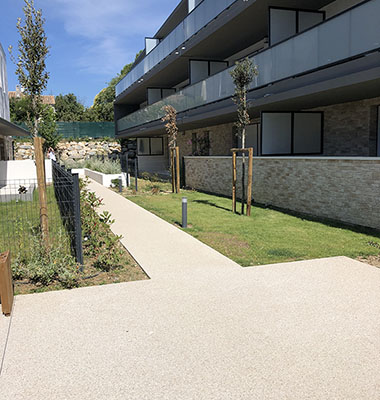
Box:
[188,59,229,85]
[268,6,326,46]
[260,111,324,156]
[137,137,164,156]
[146,87,176,106]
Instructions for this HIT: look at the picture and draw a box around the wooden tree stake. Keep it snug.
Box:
[247,148,253,217]
[175,146,180,193]
[0,251,13,316]
[232,152,237,213]
[170,148,175,193]
[170,147,181,193]
[34,137,49,244]
[231,148,254,216]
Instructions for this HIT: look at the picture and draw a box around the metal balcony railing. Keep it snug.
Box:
[117,0,380,133]
[115,0,236,97]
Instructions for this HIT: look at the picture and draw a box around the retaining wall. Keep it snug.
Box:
[184,156,380,230]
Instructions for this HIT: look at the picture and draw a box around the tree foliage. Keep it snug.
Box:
[162,105,178,148]
[39,105,60,150]
[55,93,85,122]
[88,50,142,122]
[9,0,50,137]
[230,58,258,148]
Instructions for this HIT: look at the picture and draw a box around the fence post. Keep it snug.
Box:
[72,174,84,268]
[0,251,13,316]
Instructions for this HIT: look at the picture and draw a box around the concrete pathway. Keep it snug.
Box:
[1,180,380,399]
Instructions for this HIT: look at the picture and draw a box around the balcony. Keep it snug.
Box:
[115,0,237,98]
[117,0,380,134]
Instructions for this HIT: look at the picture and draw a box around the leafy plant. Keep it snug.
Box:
[12,230,78,288]
[80,180,124,271]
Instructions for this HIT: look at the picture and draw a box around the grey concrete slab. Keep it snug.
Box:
[1,181,379,399]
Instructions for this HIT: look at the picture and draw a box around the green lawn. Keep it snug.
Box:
[124,180,380,266]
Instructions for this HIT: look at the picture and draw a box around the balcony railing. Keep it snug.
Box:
[115,0,237,97]
[117,0,380,133]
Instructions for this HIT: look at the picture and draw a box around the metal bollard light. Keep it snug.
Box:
[182,197,188,228]
[118,177,123,192]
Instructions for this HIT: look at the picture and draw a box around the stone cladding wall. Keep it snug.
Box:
[14,140,121,161]
[184,156,380,230]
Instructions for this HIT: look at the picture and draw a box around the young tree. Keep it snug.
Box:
[162,105,180,192]
[230,58,258,214]
[162,105,178,148]
[9,0,50,137]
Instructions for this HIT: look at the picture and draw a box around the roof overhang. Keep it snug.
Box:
[0,117,29,137]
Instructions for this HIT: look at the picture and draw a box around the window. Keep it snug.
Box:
[261,112,323,156]
[137,137,164,156]
[191,131,210,156]
[189,60,228,85]
[147,88,176,105]
[269,7,325,46]
[237,124,261,156]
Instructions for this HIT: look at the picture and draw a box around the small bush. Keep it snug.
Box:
[84,158,121,174]
[12,231,78,288]
[80,180,124,271]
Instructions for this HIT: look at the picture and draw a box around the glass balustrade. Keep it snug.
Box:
[115,0,236,97]
[117,0,380,133]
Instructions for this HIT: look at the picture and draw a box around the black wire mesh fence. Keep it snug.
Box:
[52,161,83,264]
[0,163,83,264]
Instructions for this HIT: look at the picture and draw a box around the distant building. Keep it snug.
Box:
[0,44,28,161]
[8,85,55,107]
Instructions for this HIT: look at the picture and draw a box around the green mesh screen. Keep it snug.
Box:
[56,122,115,139]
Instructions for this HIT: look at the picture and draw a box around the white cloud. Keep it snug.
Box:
[41,0,179,76]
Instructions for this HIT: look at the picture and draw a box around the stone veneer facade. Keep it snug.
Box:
[184,156,380,230]
[310,97,380,157]
[14,140,121,161]
[177,122,235,158]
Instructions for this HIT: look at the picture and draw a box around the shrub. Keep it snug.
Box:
[84,158,121,174]
[12,230,78,288]
[80,180,124,271]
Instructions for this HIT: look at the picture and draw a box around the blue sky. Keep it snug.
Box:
[0,0,179,106]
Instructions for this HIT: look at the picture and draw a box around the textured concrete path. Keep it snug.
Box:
[1,181,380,399]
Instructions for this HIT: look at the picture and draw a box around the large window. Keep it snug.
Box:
[137,137,164,156]
[261,112,323,156]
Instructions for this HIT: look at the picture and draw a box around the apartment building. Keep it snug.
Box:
[0,44,28,161]
[114,0,380,229]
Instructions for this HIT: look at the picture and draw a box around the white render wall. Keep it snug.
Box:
[0,159,52,182]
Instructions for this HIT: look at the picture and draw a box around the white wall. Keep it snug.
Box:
[0,159,52,182]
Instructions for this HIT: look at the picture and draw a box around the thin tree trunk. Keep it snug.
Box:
[241,127,246,215]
